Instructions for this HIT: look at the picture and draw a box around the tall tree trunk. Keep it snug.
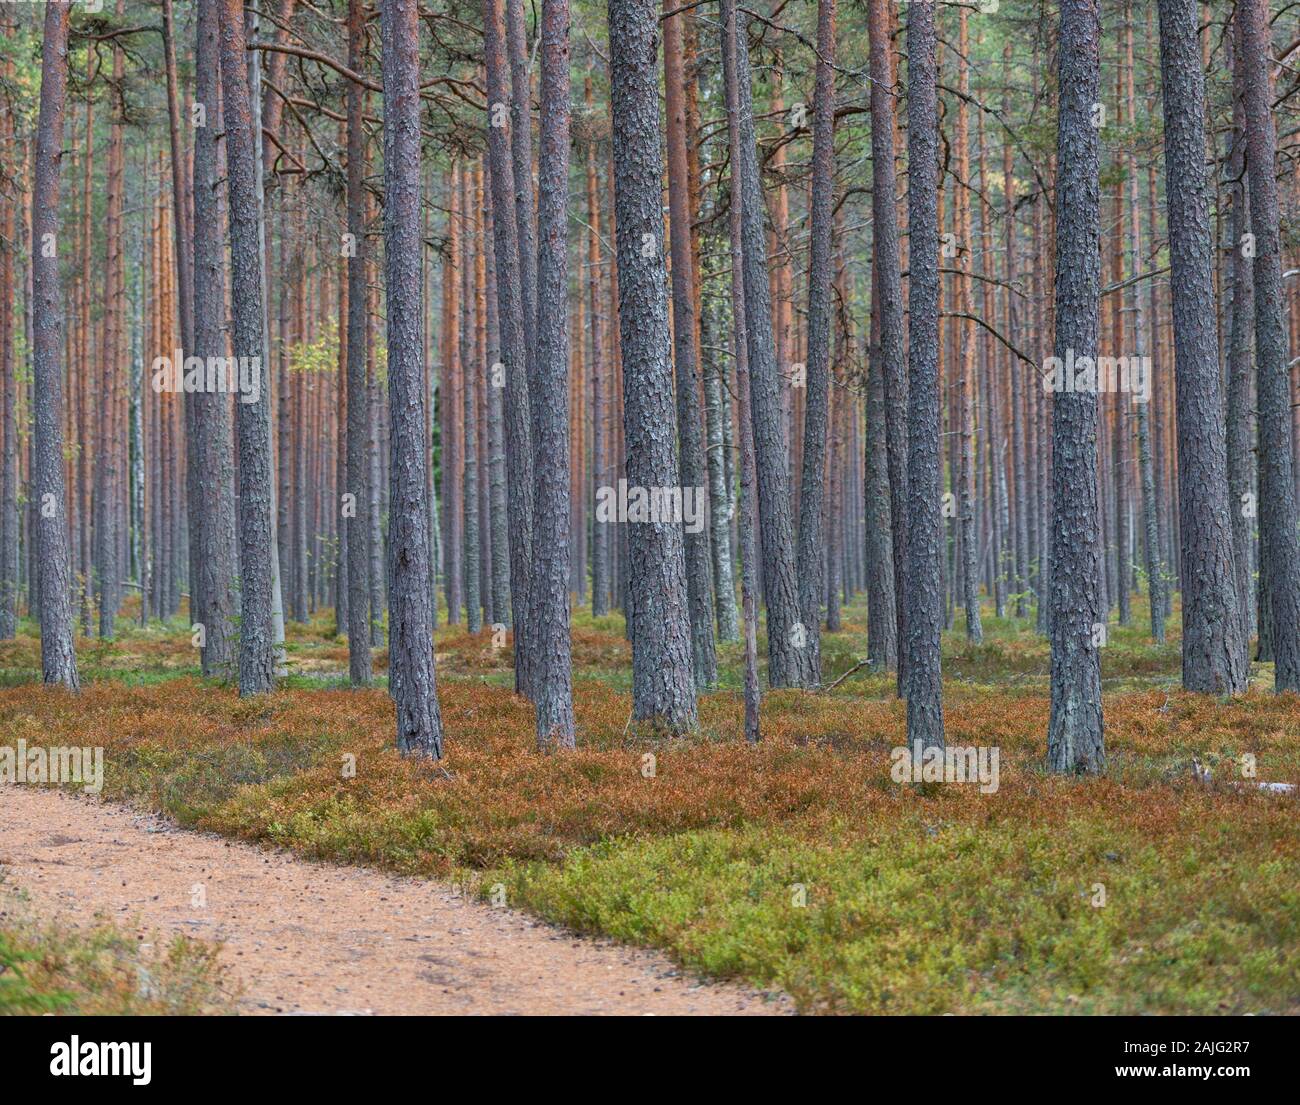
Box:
[31,0,78,690]
[241,2,286,669]
[868,0,906,689]
[664,0,717,688]
[483,170,511,631]
[903,0,943,749]
[529,0,576,749]
[461,167,482,636]
[74,72,91,637]
[1047,0,1105,773]
[192,0,238,678]
[722,0,761,742]
[702,287,738,642]
[609,0,698,732]
[96,5,126,640]
[217,0,276,695]
[1156,0,1247,694]
[1125,11,1164,645]
[344,0,371,685]
[795,0,836,683]
[381,0,445,757]
[727,3,813,688]
[866,267,897,669]
[1241,0,1300,692]
[1002,48,1028,621]
[952,8,981,645]
[0,8,17,640]
[1225,13,1255,648]
[584,79,610,621]
[483,0,535,697]
[162,0,200,643]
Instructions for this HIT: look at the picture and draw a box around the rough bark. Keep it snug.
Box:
[1156,0,1247,693]
[664,0,717,688]
[702,287,738,642]
[0,10,16,640]
[217,0,276,695]
[483,0,535,698]
[584,82,610,621]
[868,0,907,688]
[1241,0,1300,692]
[1047,0,1105,773]
[95,5,126,640]
[903,0,943,749]
[729,5,813,688]
[953,8,981,645]
[795,0,836,683]
[867,263,897,670]
[609,0,698,732]
[344,0,371,685]
[381,0,445,757]
[1225,15,1255,647]
[529,0,576,749]
[461,168,482,636]
[192,0,238,678]
[506,0,538,337]
[722,0,761,742]
[31,0,78,690]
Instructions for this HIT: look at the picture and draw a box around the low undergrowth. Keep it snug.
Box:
[1,595,1297,1013]
[0,891,235,1015]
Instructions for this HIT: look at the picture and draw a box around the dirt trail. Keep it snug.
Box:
[0,787,790,1016]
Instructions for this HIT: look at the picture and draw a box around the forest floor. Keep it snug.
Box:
[0,786,787,1015]
[2,595,1299,1014]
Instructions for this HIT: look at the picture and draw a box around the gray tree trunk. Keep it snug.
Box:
[866,269,897,671]
[381,0,445,757]
[795,0,836,684]
[729,6,813,688]
[96,7,126,641]
[903,0,944,749]
[868,0,907,690]
[1047,0,1105,773]
[461,170,482,636]
[1241,0,1300,692]
[192,0,238,679]
[663,1,717,688]
[217,0,276,696]
[503,0,538,696]
[529,0,576,749]
[702,292,738,642]
[31,0,78,690]
[0,15,20,640]
[345,0,371,685]
[483,0,535,697]
[1156,0,1247,694]
[506,0,538,338]
[722,0,761,742]
[1225,17,1255,648]
[243,4,286,671]
[609,0,698,733]
[586,122,611,621]
[483,181,511,630]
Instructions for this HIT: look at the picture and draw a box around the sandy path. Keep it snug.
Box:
[0,786,790,1016]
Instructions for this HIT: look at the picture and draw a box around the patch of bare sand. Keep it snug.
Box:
[0,786,791,1016]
